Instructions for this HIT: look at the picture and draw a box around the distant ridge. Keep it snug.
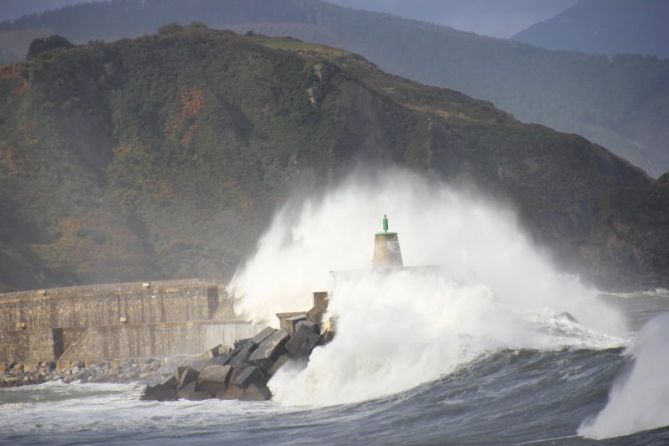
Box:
[0,0,667,177]
[326,0,578,38]
[514,0,669,60]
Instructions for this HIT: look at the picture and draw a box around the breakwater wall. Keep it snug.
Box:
[0,280,260,366]
[0,280,230,330]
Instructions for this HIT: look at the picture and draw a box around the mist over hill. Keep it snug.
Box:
[0,26,667,293]
[0,0,667,178]
[514,0,669,60]
[0,0,95,22]
[326,0,578,38]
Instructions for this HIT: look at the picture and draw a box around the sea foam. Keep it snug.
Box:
[579,312,669,439]
[228,169,626,405]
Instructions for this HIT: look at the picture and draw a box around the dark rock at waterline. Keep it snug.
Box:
[286,321,321,358]
[141,375,178,401]
[177,380,198,399]
[140,313,333,402]
[241,383,272,401]
[181,390,212,401]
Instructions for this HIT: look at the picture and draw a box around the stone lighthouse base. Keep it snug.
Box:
[372,232,404,269]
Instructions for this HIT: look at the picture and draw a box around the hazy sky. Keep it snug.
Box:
[326,0,579,37]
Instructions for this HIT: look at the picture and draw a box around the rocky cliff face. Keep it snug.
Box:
[0,26,667,291]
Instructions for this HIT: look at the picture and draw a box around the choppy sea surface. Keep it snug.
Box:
[2,290,668,446]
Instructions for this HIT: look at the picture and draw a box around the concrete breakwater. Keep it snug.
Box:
[142,292,332,402]
[0,279,263,374]
[140,216,405,402]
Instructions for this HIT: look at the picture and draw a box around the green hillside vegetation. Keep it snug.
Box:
[0,25,667,293]
[0,0,667,177]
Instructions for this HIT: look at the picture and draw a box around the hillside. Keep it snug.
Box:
[0,25,668,293]
[514,0,669,60]
[0,0,667,179]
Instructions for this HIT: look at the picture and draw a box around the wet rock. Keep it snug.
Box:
[285,321,321,358]
[249,329,289,373]
[307,291,329,326]
[188,358,211,372]
[268,354,291,377]
[219,384,245,400]
[141,375,178,401]
[198,344,226,360]
[298,320,319,333]
[177,366,199,390]
[228,340,258,367]
[283,315,307,336]
[208,354,233,367]
[233,338,253,350]
[177,381,199,400]
[197,365,232,395]
[241,383,272,401]
[251,327,277,345]
[233,365,266,389]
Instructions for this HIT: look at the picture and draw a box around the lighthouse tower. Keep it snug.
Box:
[372,214,403,269]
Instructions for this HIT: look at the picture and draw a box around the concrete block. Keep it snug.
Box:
[177,366,199,390]
[197,365,232,395]
[161,374,178,387]
[285,323,320,358]
[284,315,307,336]
[297,320,319,334]
[307,291,329,326]
[232,365,266,388]
[218,384,244,400]
[188,358,211,372]
[228,341,257,367]
[249,329,289,372]
[141,375,178,401]
[276,312,307,335]
[177,380,198,399]
[141,383,178,401]
[268,354,291,377]
[241,383,272,401]
[251,327,277,345]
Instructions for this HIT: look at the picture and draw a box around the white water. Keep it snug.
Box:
[0,381,283,436]
[579,312,669,439]
[228,169,626,406]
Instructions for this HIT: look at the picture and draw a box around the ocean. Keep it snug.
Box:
[2,290,668,446]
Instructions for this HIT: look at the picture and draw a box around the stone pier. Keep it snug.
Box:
[0,280,262,367]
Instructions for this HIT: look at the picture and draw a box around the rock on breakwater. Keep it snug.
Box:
[142,321,330,402]
[1,359,162,387]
